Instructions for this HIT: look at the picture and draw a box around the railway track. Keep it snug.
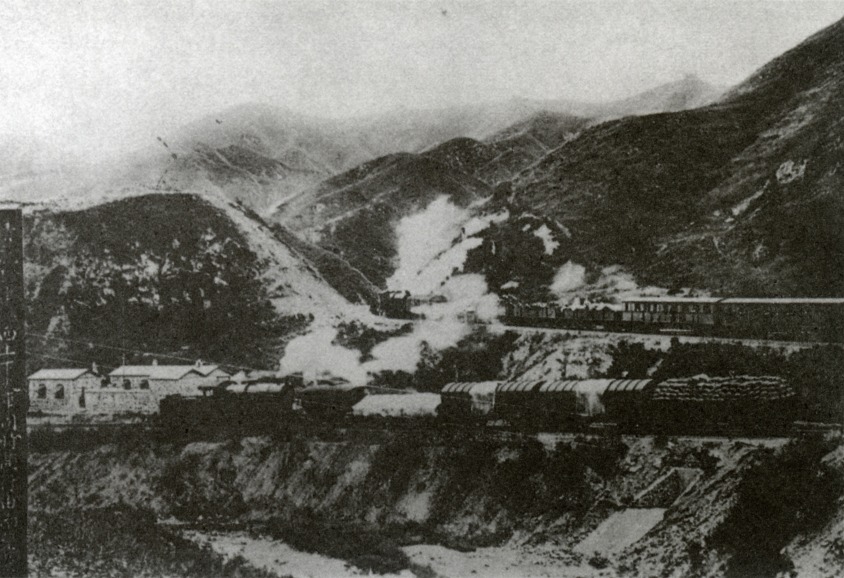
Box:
[497,323,842,349]
[28,418,833,446]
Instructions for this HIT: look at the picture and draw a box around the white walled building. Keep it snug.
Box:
[109,360,230,401]
[29,360,230,417]
[28,368,100,414]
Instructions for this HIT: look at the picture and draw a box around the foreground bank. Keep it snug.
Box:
[28,428,844,577]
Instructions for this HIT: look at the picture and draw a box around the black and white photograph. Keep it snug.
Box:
[1,1,844,576]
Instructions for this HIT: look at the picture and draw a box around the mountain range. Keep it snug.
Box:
[7,16,844,370]
[274,17,844,299]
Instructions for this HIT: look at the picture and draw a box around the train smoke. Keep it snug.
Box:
[550,261,587,296]
[277,326,369,384]
[387,196,507,295]
[278,196,505,382]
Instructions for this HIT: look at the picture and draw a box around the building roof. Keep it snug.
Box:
[28,368,93,381]
[109,364,226,380]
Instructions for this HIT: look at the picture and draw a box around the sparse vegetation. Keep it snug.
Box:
[261,516,411,575]
[29,505,277,578]
[711,436,844,578]
[26,194,288,372]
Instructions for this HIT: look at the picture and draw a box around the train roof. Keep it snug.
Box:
[441,381,500,394]
[537,379,617,394]
[623,296,844,305]
[651,375,795,402]
[603,379,654,393]
[497,381,541,393]
[623,297,722,303]
[224,381,293,394]
[719,297,844,305]
[299,384,371,393]
[352,393,441,417]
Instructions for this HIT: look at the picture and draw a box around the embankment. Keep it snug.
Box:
[28,429,844,577]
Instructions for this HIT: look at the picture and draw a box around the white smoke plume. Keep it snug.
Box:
[387,196,507,294]
[278,196,506,382]
[552,264,691,304]
[550,261,587,296]
[277,326,369,384]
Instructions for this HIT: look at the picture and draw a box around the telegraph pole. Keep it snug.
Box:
[0,209,26,576]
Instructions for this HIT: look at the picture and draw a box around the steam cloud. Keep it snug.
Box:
[279,195,506,383]
[550,261,587,296]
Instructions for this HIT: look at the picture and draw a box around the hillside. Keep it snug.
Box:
[508,15,844,296]
[271,111,593,288]
[267,19,844,301]
[24,192,370,373]
[273,149,496,286]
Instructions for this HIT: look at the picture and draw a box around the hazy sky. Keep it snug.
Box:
[1,0,841,158]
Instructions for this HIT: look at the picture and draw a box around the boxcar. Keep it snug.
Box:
[600,379,654,432]
[438,382,499,422]
[296,385,372,419]
[534,379,615,430]
[494,381,543,428]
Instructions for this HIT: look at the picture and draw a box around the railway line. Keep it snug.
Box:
[497,323,840,349]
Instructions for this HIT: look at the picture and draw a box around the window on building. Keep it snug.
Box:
[122,379,132,390]
[139,379,150,390]
[78,392,86,408]
[37,384,47,399]
[55,384,65,400]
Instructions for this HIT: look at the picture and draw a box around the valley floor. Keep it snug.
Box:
[25,428,844,578]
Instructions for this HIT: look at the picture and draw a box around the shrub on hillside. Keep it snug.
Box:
[710,436,844,578]
[29,505,275,577]
[261,517,410,575]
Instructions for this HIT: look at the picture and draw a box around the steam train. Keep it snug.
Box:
[158,374,809,437]
[377,291,844,343]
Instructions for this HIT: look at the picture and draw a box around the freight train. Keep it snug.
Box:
[377,291,844,342]
[159,374,811,437]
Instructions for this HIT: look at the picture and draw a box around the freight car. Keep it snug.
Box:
[159,375,301,435]
[438,376,802,435]
[640,375,798,434]
[438,381,499,423]
[295,385,376,420]
[488,379,652,431]
[351,392,441,429]
[158,372,814,438]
